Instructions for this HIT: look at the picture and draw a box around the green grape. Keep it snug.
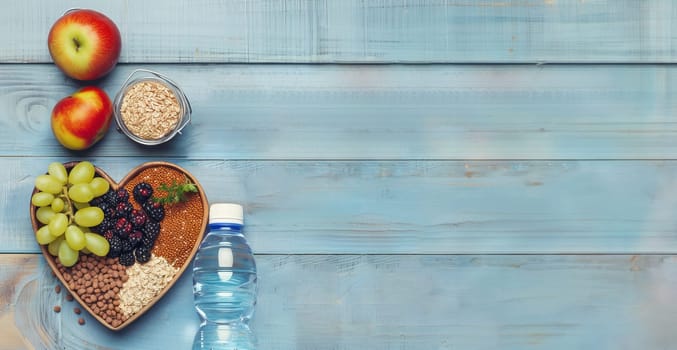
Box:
[68,161,95,185]
[48,213,68,237]
[58,240,79,267]
[68,183,94,203]
[34,174,63,194]
[48,236,63,256]
[74,207,104,227]
[47,162,68,185]
[73,201,90,210]
[89,177,110,197]
[84,232,109,257]
[36,207,56,225]
[36,225,56,245]
[31,192,54,207]
[65,225,87,250]
[51,197,65,212]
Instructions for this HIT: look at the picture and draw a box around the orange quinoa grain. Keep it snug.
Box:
[123,165,204,267]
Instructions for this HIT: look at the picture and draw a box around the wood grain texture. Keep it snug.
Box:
[4,2,677,348]
[2,0,677,63]
[3,254,677,349]
[3,64,677,160]
[8,157,677,255]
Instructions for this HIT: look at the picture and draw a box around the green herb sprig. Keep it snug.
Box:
[153,177,198,205]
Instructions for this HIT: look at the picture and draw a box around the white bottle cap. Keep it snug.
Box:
[209,203,244,225]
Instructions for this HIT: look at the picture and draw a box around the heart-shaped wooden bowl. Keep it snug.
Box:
[29,161,208,331]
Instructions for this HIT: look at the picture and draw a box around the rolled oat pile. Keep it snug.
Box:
[118,254,178,317]
[120,80,182,140]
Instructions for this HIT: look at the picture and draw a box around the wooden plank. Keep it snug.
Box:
[9,158,677,254]
[3,64,677,160]
[2,1,677,64]
[5,254,677,349]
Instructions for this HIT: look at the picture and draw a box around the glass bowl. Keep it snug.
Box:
[113,69,192,146]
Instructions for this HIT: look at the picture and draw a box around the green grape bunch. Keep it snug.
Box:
[32,161,110,267]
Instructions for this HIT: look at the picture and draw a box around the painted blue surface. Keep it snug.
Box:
[3,64,677,160]
[5,159,677,255]
[2,0,677,63]
[10,255,677,349]
[1,1,676,349]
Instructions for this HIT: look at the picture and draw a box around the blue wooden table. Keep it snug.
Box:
[2,1,677,349]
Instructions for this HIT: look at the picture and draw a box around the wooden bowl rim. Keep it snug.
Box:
[29,161,208,331]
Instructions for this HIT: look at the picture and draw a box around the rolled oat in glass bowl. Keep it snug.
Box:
[114,69,192,145]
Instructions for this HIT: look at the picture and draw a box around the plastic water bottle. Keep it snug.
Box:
[193,203,258,350]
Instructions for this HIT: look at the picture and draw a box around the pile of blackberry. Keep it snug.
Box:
[91,182,165,266]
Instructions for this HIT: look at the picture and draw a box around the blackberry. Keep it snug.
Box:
[128,230,143,247]
[134,246,151,263]
[115,189,130,203]
[98,203,117,220]
[101,190,116,206]
[142,201,165,222]
[115,217,129,230]
[108,248,121,259]
[120,238,135,253]
[129,209,147,227]
[115,217,133,238]
[94,216,114,234]
[101,229,115,241]
[103,216,115,229]
[90,196,103,206]
[142,220,161,240]
[108,236,122,258]
[115,201,133,218]
[141,233,156,249]
[119,252,135,266]
[133,182,154,204]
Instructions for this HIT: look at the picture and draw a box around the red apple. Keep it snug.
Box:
[51,86,113,150]
[47,9,121,81]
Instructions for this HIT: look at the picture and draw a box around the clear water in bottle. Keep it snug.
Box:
[193,323,256,350]
[193,203,257,349]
